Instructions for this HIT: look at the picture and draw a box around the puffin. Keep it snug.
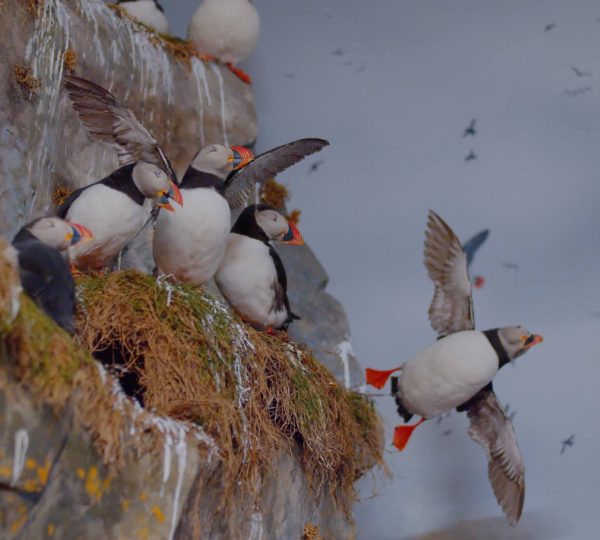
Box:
[12,217,93,334]
[366,210,543,526]
[214,204,303,330]
[187,0,260,83]
[153,138,328,285]
[116,1,170,34]
[61,75,182,270]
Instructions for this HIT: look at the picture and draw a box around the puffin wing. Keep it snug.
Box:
[63,75,176,181]
[424,210,474,335]
[462,229,489,267]
[224,138,329,208]
[466,388,525,526]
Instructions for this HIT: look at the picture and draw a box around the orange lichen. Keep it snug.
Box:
[151,506,165,523]
[303,523,324,540]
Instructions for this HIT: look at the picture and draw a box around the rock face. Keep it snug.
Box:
[0,1,369,538]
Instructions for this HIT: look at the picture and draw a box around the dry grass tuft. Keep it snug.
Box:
[52,184,72,208]
[287,209,302,225]
[63,49,77,73]
[261,178,289,209]
[14,65,40,94]
[26,0,43,16]
[303,523,324,540]
[74,271,384,511]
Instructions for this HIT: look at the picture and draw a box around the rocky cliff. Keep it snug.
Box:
[0,1,379,538]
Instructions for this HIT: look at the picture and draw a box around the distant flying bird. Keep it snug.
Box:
[462,229,490,267]
[331,47,346,56]
[571,66,591,77]
[462,228,490,289]
[463,118,477,137]
[442,429,453,437]
[355,62,367,74]
[283,72,295,79]
[465,150,477,162]
[560,435,575,454]
[562,86,591,97]
[308,159,325,175]
[544,23,556,32]
[366,210,543,526]
[502,262,519,271]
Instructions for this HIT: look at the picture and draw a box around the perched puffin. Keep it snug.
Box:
[215,204,303,330]
[62,75,182,270]
[12,217,93,334]
[187,0,260,83]
[366,211,543,526]
[116,1,170,34]
[153,138,328,285]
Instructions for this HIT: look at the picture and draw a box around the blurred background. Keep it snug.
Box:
[160,1,600,538]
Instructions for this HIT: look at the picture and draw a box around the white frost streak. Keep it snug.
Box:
[336,339,354,389]
[168,429,187,540]
[210,63,229,146]
[11,429,29,487]
[192,58,211,147]
[248,512,264,540]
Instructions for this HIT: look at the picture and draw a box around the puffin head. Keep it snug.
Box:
[254,205,304,245]
[190,144,254,179]
[497,325,543,361]
[27,217,93,251]
[133,162,183,212]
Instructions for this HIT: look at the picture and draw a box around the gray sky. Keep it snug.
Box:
[161,1,600,538]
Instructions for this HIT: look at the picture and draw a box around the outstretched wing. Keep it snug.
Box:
[462,229,490,267]
[466,388,525,526]
[224,138,329,208]
[424,210,474,335]
[63,75,176,182]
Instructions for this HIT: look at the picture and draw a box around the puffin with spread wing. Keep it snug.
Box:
[153,138,328,285]
[366,210,543,526]
[61,75,182,270]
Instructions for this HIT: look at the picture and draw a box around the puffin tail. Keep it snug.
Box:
[365,366,403,389]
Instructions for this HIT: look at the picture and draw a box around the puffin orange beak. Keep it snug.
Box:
[281,222,304,245]
[230,146,254,170]
[169,181,183,207]
[67,222,93,246]
[523,334,543,348]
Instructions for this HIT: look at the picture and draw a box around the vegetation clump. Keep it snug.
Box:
[75,270,383,509]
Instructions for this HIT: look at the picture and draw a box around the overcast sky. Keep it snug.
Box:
[161,1,600,538]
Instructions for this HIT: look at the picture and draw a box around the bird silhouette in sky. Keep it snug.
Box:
[462,229,489,289]
[465,150,477,162]
[308,159,325,175]
[331,47,346,56]
[502,262,519,271]
[571,66,591,77]
[544,23,556,32]
[463,118,477,137]
[562,86,591,97]
[560,435,575,454]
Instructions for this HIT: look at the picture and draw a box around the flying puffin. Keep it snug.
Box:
[116,1,170,34]
[153,138,328,285]
[12,217,93,334]
[215,204,303,330]
[187,0,260,83]
[366,210,543,526]
[61,75,182,270]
